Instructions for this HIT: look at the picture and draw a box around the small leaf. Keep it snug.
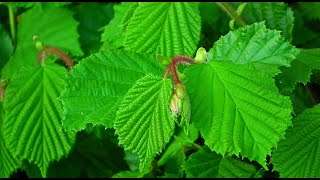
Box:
[124,2,201,57]
[3,64,76,177]
[271,104,320,178]
[114,74,175,172]
[59,49,164,131]
[299,2,320,21]
[183,146,258,178]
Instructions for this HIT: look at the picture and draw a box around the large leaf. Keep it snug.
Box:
[183,146,258,178]
[114,74,174,172]
[2,6,82,79]
[185,61,292,168]
[124,2,201,57]
[276,48,320,93]
[271,104,320,178]
[208,22,299,69]
[74,2,114,55]
[186,23,298,168]
[100,2,136,50]
[3,63,76,177]
[231,2,294,41]
[0,104,21,178]
[0,23,13,71]
[59,50,164,131]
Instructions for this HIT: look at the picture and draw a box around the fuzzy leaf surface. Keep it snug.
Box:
[3,64,76,177]
[271,105,320,178]
[59,50,163,131]
[114,74,174,172]
[124,2,201,57]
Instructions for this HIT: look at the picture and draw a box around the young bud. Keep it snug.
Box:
[194,47,207,63]
[170,93,182,115]
[175,83,185,100]
[156,54,171,66]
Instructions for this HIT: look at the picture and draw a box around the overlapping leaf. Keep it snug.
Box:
[114,74,174,172]
[3,64,76,177]
[124,2,201,57]
[59,50,164,131]
[183,146,258,178]
[232,2,294,41]
[100,2,136,50]
[271,104,320,178]
[277,48,320,93]
[2,6,82,78]
[185,22,298,169]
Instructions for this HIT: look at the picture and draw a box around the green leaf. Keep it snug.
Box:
[101,2,136,50]
[124,2,201,57]
[299,2,320,21]
[3,63,76,177]
[232,2,294,41]
[59,50,164,131]
[114,74,174,172]
[277,48,320,93]
[185,23,298,168]
[271,104,320,178]
[0,23,13,71]
[46,128,127,178]
[0,104,21,178]
[185,60,292,169]
[2,6,82,79]
[208,22,299,69]
[74,3,114,55]
[183,146,258,178]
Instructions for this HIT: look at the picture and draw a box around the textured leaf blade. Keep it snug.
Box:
[114,74,174,172]
[183,146,258,178]
[277,48,320,93]
[271,104,320,178]
[185,61,292,169]
[124,2,201,57]
[3,64,76,177]
[59,50,164,131]
[232,2,294,41]
[2,6,82,79]
[208,22,299,68]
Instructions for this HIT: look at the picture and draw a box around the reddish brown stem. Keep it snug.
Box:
[44,46,74,70]
[166,55,195,85]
